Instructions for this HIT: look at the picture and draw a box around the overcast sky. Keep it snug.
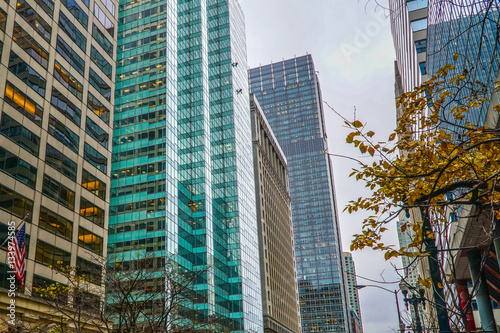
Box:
[239,1,405,332]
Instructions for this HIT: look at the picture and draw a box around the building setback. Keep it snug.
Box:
[250,94,301,333]
[249,54,350,333]
[110,0,263,331]
[0,0,117,324]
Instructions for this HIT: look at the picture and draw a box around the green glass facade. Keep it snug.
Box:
[110,0,263,331]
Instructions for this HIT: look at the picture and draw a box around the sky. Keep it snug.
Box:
[239,1,406,332]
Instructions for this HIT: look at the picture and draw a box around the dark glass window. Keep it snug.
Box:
[415,39,427,54]
[90,46,112,79]
[33,0,54,17]
[61,0,88,27]
[83,143,107,173]
[0,41,3,59]
[35,240,71,268]
[16,0,52,42]
[85,117,108,148]
[12,23,49,69]
[32,275,67,302]
[0,8,6,31]
[0,147,37,188]
[87,91,110,124]
[8,51,46,97]
[42,174,75,210]
[94,3,114,36]
[56,36,85,76]
[78,227,103,254]
[419,61,427,75]
[76,257,102,284]
[51,87,81,126]
[80,198,104,226]
[89,68,111,101]
[92,24,113,57]
[39,206,73,240]
[0,113,40,156]
[0,262,23,290]
[45,144,78,181]
[0,184,33,222]
[4,81,43,126]
[58,12,87,52]
[82,169,106,200]
[54,61,83,101]
[48,115,80,154]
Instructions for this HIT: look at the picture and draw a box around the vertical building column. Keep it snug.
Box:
[466,248,497,333]
[456,280,476,331]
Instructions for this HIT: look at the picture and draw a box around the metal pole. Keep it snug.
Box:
[395,290,405,333]
[420,207,452,332]
[410,298,423,333]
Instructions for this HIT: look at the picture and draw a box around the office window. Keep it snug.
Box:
[94,3,114,35]
[51,87,82,126]
[76,257,102,284]
[0,147,37,188]
[85,117,108,148]
[89,68,111,101]
[32,275,67,302]
[42,174,75,210]
[33,0,54,17]
[16,0,52,42]
[53,61,83,101]
[83,143,107,173]
[100,0,115,16]
[78,227,103,254]
[0,184,33,222]
[92,24,113,57]
[45,144,78,181]
[90,46,112,79]
[0,8,6,31]
[87,91,110,124]
[39,206,73,240]
[4,82,43,126]
[56,36,85,76]
[61,0,88,27]
[0,113,40,156]
[8,51,47,97]
[35,240,71,268]
[82,169,106,200]
[410,17,427,32]
[407,0,427,11]
[80,198,104,226]
[48,115,80,154]
[12,23,49,69]
[419,61,427,75]
[415,39,427,54]
[58,12,87,52]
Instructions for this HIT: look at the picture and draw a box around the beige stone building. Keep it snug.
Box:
[250,93,301,333]
[0,0,116,327]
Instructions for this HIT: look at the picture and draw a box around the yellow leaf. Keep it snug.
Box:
[368,146,375,156]
[453,53,459,61]
[346,132,356,143]
[352,120,363,128]
[389,133,397,141]
[367,130,375,138]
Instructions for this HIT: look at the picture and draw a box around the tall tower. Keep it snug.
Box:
[250,94,301,333]
[0,0,117,325]
[343,253,363,333]
[110,0,263,331]
[249,55,350,333]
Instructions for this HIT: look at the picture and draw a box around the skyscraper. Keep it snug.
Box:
[249,55,350,333]
[110,0,263,331]
[0,0,117,325]
[343,252,362,333]
[250,93,301,333]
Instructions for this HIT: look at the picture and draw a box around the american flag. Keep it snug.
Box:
[12,224,26,287]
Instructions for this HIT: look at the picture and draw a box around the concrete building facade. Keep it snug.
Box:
[0,0,117,326]
[250,93,301,333]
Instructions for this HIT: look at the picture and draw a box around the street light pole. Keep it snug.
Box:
[356,284,405,333]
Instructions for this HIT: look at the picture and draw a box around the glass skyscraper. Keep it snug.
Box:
[249,55,350,332]
[110,0,263,331]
